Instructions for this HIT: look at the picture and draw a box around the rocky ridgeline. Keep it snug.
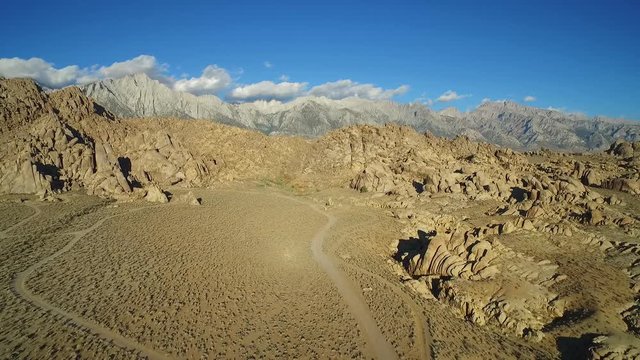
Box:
[0,79,214,203]
[80,73,640,151]
[3,77,640,353]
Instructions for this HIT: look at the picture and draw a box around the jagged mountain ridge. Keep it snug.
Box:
[79,73,639,151]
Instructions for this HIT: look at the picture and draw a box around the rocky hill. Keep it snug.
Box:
[78,73,640,151]
[3,76,639,202]
[3,77,640,357]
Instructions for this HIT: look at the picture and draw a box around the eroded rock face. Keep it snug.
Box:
[171,191,201,205]
[0,114,132,199]
[0,78,209,201]
[395,221,564,339]
[589,333,640,359]
[602,178,640,195]
[608,139,640,159]
[0,78,53,133]
[143,184,168,203]
[405,229,499,281]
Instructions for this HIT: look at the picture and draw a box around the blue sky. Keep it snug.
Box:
[0,0,638,118]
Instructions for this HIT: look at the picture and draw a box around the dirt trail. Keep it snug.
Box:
[274,192,400,360]
[310,214,399,360]
[9,192,410,359]
[12,204,173,360]
[325,206,433,360]
[340,260,433,360]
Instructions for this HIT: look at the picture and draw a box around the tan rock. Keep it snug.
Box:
[171,191,201,205]
[144,184,168,203]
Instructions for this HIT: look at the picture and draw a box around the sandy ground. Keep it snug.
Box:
[312,188,555,359]
[2,184,635,359]
[1,186,409,359]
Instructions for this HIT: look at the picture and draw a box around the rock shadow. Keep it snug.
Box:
[412,180,424,194]
[394,229,435,271]
[510,186,528,202]
[117,156,141,187]
[556,333,598,360]
[35,162,64,191]
[543,308,595,332]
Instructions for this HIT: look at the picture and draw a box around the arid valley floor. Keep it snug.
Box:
[2,78,640,359]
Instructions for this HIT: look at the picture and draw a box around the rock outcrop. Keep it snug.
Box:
[589,333,640,359]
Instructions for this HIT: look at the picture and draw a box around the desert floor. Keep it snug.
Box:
[0,184,622,359]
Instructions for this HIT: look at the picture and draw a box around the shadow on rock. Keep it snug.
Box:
[394,229,435,271]
[556,333,598,360]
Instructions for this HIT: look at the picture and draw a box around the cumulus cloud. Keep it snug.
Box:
[308,79,409,100]
[73,55,171,85]
[523,95,536,102]
[0,55,410,101]
[436,90,471,103]
[228,81,308,101]
[173,65,232,95]
[0,55,235,96]
[0,57,84,88]
[97,55,167,81]
[227,79,409,102]
[0,55,173,88]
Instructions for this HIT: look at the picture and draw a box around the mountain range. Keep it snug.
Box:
[80,73,639,151]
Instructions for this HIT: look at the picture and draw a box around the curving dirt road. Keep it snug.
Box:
[9,192,425,359]
[340,260,432,360]
[12,204,173,360]
[321,205,433,360]
[308,211,400,360]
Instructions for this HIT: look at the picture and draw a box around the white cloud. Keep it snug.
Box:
[547,106,565,112]
[0,55,172,88]
[173,65,232,95]
[97,55,167,82]
[481,98,491,103]
[264,61,273,68]
[0,55,235,96]
[308,79,409,100]
[0,55,410,101]
[228,79,409,102]
[73,55,171,85]
[0,57,84,88]
[523,95,536,102]
[436,90,471,103]
[414,93,433,106]
[228,81,308,102]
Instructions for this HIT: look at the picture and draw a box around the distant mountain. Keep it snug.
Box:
[466,101,639,151]
[79,73,640,151]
